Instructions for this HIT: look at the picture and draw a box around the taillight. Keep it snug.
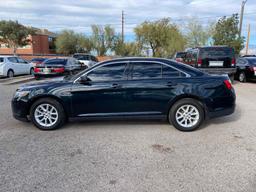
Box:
[198,58,202,67]
[53,67,65,73]
[231,58,236,66]
[224,79,232,90]
[34,68,40,73]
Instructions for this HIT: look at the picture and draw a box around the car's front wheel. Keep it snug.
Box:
[30,98,66,130]
[169,98,204,131]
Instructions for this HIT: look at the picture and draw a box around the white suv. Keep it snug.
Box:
[0,56,34,78]
[73,54,98,69]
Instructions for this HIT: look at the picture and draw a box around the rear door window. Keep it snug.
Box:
[162,65,186,78]
[8,57,18,63]
[131,62,186,80]
[132,63,162,79]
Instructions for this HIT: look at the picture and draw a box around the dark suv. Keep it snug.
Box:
[12,58,236,132]
[183,46,236,80]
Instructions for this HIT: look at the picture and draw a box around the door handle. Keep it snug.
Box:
[112,83,122,89]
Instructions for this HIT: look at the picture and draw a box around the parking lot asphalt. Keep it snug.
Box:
[0,79,256,192]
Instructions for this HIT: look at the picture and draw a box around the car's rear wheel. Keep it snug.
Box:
[169,98,204,131]
[238,72,246,82]
[30,68,34,75]
[7,70,14,78]
[30,98,66,130]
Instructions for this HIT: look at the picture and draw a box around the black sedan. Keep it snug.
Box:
[34,57,84,79]
[235,57,256,82]
[12,57,236,131]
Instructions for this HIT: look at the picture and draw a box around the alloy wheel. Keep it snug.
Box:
[239,72,245,82]
[175,104,200,128]
[34,104,59,127]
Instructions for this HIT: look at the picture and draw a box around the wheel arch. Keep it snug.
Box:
[27,95,69,117]
[167,94,207,117]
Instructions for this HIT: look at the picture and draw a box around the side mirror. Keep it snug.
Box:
[78,75,91,84]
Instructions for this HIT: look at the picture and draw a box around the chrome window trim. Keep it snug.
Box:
[73,60,190,83]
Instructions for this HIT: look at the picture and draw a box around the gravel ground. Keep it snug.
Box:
[0,80,256,192]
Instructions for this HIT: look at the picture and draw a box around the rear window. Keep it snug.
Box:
[31,58,46,62]
[73,55,89,60]
[44,59,67,65]
[200,47,234,58]
[0,58,4,63]
[176,52,186,58]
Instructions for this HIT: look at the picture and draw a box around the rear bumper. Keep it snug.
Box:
[34,73,64,77]
[199,68,237,75]
[207,104,235,119]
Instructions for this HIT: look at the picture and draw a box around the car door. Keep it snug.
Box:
[124,61,186,115]
[16,57,31,74]
[71,62,129,117]
[7,57,21,75]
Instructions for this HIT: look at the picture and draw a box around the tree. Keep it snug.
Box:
[90,25,116,56]
[0,20,35,54]
[212,14,244,54]
[113,35,141,56]
[185,17,214,47]
[134,18,186,57]
[55,30,92,55]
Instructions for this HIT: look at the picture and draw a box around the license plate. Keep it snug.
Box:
[209,61,223,66]
[43,68,51,73]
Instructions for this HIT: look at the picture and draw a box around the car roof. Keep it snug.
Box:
[0,55,18,58]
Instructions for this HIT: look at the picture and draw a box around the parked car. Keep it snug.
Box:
[34,57,84,79]
[174,52,187,62]
[30,58,47,67]
[235,57,256,82]
[0,55,34,78]
[12,57,236,131]
[183,46,237,81]
[73,53,98,68]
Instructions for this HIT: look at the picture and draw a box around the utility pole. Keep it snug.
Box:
[121,10,124,43]
[245,24,250,55]
[239,0,247,37]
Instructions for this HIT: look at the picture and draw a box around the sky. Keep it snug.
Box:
[0,0,256,48]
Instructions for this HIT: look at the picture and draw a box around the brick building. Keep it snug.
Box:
[0,28,56,55]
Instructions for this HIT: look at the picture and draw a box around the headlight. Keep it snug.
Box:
[14,90,30,98]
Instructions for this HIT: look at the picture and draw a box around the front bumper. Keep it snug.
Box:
[11,98,30,122]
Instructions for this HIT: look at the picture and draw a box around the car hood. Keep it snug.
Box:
[19,77,71,91]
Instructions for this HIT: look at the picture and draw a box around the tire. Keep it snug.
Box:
[30,98,66,130]
[229,74,234,84]
[238,72,246,83]
[168,98,205,132]
[7,70,14,78]
[30,68,34,75]
[34,75,40,80]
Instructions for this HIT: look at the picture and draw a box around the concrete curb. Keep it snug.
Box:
[2,77,35,85]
